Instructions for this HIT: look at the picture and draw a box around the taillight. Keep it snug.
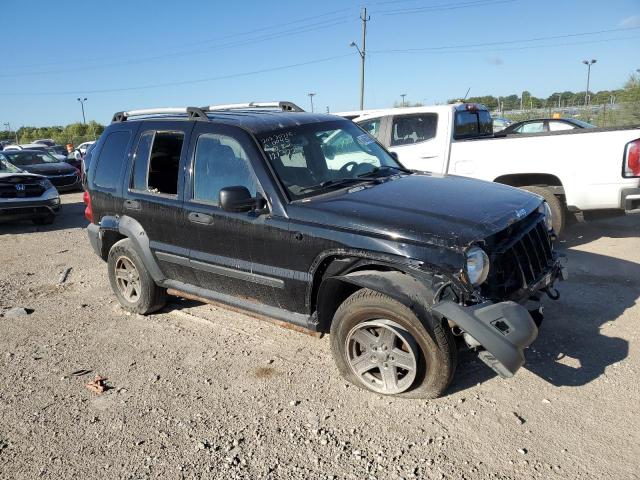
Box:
[623,139,640,178]
[83,190,94,223]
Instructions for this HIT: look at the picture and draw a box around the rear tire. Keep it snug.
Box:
[519,185,565,236]
[330,288,456,398]
[107,238,166,314]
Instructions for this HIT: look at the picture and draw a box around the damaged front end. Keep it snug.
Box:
[434,209,565,378]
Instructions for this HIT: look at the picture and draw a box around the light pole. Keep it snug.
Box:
[400,94,407,107]
[3,122,17,143]
[307,93,316,113]
[582,59,596,106]
[77,97,87,124]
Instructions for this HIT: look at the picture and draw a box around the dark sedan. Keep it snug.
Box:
[1,150,82,192]
[501,117,595,134]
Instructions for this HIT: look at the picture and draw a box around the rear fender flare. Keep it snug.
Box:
[102,215,165,284]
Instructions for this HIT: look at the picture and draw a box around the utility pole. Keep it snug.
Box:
[307,93,316,113]
[350,7,370,110]
[77,97,88,124]
[4,122,17,143]
[582,59,596,106]
[400,93,407,107]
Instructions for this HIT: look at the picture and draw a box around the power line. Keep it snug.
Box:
[0,18,349,79]
[7,7,355,71]
[370,26,640,53]
[374,0,518,15]
[0,53,355,96]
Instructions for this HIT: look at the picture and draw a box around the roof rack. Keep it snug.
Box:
[111,101,304,123]
[205,101,304,112]
[112,107,209,123]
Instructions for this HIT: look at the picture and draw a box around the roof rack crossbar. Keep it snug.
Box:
[204,101,304,112]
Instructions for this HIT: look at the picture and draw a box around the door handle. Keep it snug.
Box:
[188,212,214,225]
[124,199,140,210]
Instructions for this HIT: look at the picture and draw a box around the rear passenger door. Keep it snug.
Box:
[182,123,294,310]
[387,113,445,173]
[123,120,195,284]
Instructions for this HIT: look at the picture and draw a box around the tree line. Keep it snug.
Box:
[0,121,104,146]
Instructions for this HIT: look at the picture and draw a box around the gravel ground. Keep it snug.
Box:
[0,192,638,480]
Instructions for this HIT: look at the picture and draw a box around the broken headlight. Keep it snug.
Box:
[465,246,490,286]
[538,201,553,231]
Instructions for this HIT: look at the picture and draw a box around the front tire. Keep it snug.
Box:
[330,289,456,398]
[519,185,565,236]
[107,238,166,314]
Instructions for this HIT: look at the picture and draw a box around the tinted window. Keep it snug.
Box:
[94,131,131,189]
[391,114,437,146]
[359,118,381,139]
[454,110,493,139]
[192,133,257,205]
[129,131,183,196]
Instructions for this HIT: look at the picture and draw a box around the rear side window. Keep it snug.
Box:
[359,118,381,139]
[453,110,493,140]
[94,131,131,189]
[192,133,257,205]
[517,122,545,133]
[130,130,184,196]
[390,114,438,146]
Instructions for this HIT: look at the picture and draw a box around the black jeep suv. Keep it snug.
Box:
[85,101,563,398]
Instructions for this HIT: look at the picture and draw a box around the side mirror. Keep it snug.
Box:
[219,186,255,212]
[389,151,399,161]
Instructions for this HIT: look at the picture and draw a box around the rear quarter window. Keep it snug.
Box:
[94,131,132,189]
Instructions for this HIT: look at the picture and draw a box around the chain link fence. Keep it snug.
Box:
[494,101,640,128]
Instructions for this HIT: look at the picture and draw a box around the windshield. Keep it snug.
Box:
[0,155,22,173]
[257,120,407,200]
[4,150,60,166]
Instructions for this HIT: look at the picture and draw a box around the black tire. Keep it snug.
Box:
[107,238,166,314]
[32,215,55,225]
[330,288,457,398]
[519,185,565,236]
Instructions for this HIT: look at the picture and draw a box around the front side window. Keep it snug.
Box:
[130,130,184,195]
[192,133,257,205]
[517,122,545,133]
[391,114,438,146]
[257,120,406,200]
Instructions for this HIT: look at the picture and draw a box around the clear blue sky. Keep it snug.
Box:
[1,0,639,127]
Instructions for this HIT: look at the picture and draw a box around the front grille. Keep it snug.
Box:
[484,215,554,299]
[0,184,46,198]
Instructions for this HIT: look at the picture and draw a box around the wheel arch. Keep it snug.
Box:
[493,173,565,192]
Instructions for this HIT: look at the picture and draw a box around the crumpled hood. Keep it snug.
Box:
[295,174,542,249]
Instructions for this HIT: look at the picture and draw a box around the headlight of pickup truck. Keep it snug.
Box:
[538,202,553,231]
[465,246,490,286]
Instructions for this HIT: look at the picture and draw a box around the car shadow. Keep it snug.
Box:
[559,213,639,249]
[0,201,88,234]
[447,245,636,395]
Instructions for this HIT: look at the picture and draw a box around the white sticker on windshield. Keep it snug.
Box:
[356,134,375,146]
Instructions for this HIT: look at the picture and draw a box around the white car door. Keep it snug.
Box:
[386,113,446,173]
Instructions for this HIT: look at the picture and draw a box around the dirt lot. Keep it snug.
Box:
[0,192,638,480]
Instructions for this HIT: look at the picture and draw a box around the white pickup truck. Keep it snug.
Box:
[340,104,640,234]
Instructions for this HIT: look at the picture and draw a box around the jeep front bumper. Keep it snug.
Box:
[432,300,538,378]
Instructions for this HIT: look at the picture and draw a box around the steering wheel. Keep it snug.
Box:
[338,161,359,175]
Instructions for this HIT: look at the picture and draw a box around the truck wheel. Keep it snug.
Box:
[330,289,456,398]
[107,238,166,315]
[519,185,565,236]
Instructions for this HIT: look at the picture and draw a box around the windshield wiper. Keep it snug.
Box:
[357,165,412,178]
[298,177,380,194]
